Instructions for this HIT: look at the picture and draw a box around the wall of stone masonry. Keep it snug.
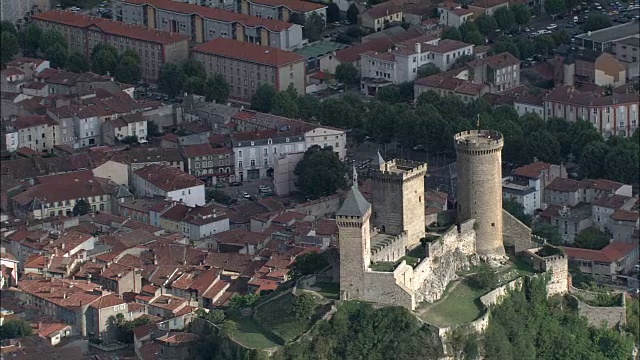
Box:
[502,209,536,254]
[370,232,407,263]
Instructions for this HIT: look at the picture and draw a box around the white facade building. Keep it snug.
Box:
[132,164,205,207]
[304,126,347,160]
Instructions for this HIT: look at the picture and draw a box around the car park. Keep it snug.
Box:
[546,24,557,30]
[259,185,272,194]
[229,181,242,187]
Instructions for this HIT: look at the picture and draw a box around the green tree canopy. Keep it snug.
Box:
[271,90,299,118]
[475,14,498,35]
[291,252,329,278]
[294,145,347,199]
[442,27,462,41]
[303,13,324,42]
[544,0,566,15]
[19,23,42,57]
[604,141,639,184]
[182,58,206,78]
[532,222,563,245]
[0,31,19,67]
[39,29,67,53]
[572,227,610,250]
[45,43,68,69]
[0,319,33,340]
[157,63,185,97]
[91,43,119,75]
[417,63,441,78]
[579,141,608,179]
[326,3,340,23]
[583,13,612,32]
[296,95,320,121]
[72,199,90,216]
[0,20,17,35]
[334,62,359,85]
[65,51,90,73]
[511,4,531,26]
[251,83,277,113]
[291,293,316,320]
[184,76,206,96]
[347,3,360,24]
[494,7,516,31]
[114,55,141,84]
[503,199,532,226]
[205,74,230,103]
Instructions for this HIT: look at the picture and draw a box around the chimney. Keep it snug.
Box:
[415,42,421,54]
[63,293,67,299]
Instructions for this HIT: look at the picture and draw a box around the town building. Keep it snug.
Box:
[273,151,304,196]
[102,113,148,145]
[540,204,594,243]
[467,52,520,92]
[132,164,206,207]
[192,38,305,101]
[574,21,640,53]
[555,48,627,88]
[240,0,327,23]
[414,70,488,103]
[544,177,633,208]
[543,85,639,138]
[12,170,115,219]
[502,162,567,215]
[358,2,403,32]
[116,0,303,50]
[32,11,190,82]
[159,203,230,240]
[608,210,639,243]
[319,37,395,74]
[9,115,59,153]
[0,0,51,24]
[437,2,474,28]
[180,143,234,184]
[562,241,639,281]
[612,37,640,79]
[361,39,474,95]
[468,0,509,16]
[230,130,305,181]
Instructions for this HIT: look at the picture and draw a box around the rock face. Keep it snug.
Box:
[415,248,469,303]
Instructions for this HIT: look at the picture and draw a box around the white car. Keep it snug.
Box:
[546,24,557,30]
[258,185,272,193]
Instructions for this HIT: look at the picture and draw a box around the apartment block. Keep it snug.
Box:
[358,2,403,32]
[102,113,148,145]
[9,115,59,153]
[32,10,189,82]
[116,0,303,50]
[438,2,473,28]
[467,52,520,93]
[192,38,306,101]
[132,164,206,207]
[543,85,639,138]
[240,0,326,22]
[179,143,234,183]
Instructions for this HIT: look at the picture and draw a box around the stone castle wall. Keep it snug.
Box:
[569,287,626,329]
[370,230,407,263]
[525,248,569,296]
[502,209,536,254]
[353,263,416,310]
[408,220,476,303]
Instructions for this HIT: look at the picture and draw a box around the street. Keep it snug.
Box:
[213,177,275,202]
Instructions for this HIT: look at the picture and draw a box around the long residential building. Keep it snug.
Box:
[192,38,305,101]
[32,11,189,82]
[240,0,326,22]
[543,85,639,138]
[116,0,303,50]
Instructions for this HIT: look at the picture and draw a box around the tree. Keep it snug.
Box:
[271,90,299,118]
[147,121,162,137]
[291,293,316,320]
[475,14,498,35]
[19,23,42,57]
[205,189,234,205]
[583,13,612,32]
[251,83,277,113]
[552,29,571,46]
[522,130,561,163]
[91,43,119,75]
[157,63,185,97]
[229,293,260,308]
[184,76,206,95]
[303,13,324,42]
[572,228,610,249]
[442,27,462,41]
[494,7,515,31]
[114,55,141,84]
[417,63,441,78]
[0,319,33,339]
[296,95,320,121]
[204,74,230,103]
[503,199,532,226]
[347,3,360,24]
[532,223,563,245]
[326,3,340,23]
[334,62,359,85]
[182,58,206,78]
[467,264,498,290]
[290,252,329,277]
[512,4,531,27]
[0,20,17,35]
[463,30,485,46]
[579,141,608,179]
[39,29,67,53]
[294,145,348,199]
[544,0,566,16]
[114,316,151,343]
[45,43,68,69]
[72,199,90,216]
[0,31,19,66]
[603,141,639,184]
[65,51,90,73]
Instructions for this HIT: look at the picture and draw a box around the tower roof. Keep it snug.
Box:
[372,150,385,167]
[336,186,371,217]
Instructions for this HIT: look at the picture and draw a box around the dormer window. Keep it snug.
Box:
[267,139,272,144]
[286,138,290,142]
[251,141,254,146]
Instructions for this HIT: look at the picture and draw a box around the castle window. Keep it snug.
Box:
[491,223,495,227]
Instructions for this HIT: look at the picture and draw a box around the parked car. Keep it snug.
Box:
[546,24,558,30]
[229,181,243,187]
[241,191,251,199]
[215,182,225,188]
[259,185,272,193]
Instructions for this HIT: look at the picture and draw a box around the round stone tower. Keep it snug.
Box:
[454,130,505,255]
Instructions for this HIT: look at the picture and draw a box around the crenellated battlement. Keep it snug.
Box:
[371,159,428,183]
[454,130,504,153]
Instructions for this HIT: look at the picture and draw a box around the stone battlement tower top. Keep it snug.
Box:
[371,159,428,183]
[454,129,505,256]
[454,130,504,153]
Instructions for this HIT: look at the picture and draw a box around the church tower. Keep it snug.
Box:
[337,182,372,301]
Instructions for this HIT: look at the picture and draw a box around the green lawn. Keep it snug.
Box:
[419,280,486,327]
[230,316,281,349]
[255,293,315,342]
[370,262,396,272]
[315,282,340,300]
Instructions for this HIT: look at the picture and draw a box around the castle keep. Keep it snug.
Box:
[370,159,427,248]
[454,130,505,256]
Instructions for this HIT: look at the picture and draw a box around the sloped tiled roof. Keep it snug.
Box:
[336,186,370,217]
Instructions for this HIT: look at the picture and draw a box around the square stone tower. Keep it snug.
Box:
[370,158,427,248]
[337,184,372,301]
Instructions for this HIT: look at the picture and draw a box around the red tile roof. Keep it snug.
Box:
[592,194,633,209]
[546,177,582,192]
[363,1,402,18]
[582,179,625,192]
[13,115,57,130]
[213,228,269,246]
[125,0,293,31]
[181,143,217,158]
[334,38,394,63]
[247,0,325,12]
[513,162,551,179]
[561,241,637,263]
[134,164,204,192]
[193,38,304,67]
[545,85,639,107]
[610,210,639,222]
[33,10,189,44]
[12,170,111,205]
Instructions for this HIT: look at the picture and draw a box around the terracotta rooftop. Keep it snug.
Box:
[181,143,217,158]
[247,0,325,12]
[581,178,625,192]
[610,209,639,222]
[33,10,189,44]
[13,115,57,130]
[12,170,111,206]
[592,194,633,209]
[468,51,520,69]
[546,177,582,192]
[513,162,551,179]
[363,1,402,18]
[334,38,394,63]
[193,38,304,67]
[134,164,204,191]
[561,241,637,263]
[124,0,293,31]
[213,228,269,246]
[18,277,103,309]
[545,85,639,107]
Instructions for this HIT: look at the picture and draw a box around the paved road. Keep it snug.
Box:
[213,178,274,202]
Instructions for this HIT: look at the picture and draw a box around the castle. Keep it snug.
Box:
[338,130,566,310]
